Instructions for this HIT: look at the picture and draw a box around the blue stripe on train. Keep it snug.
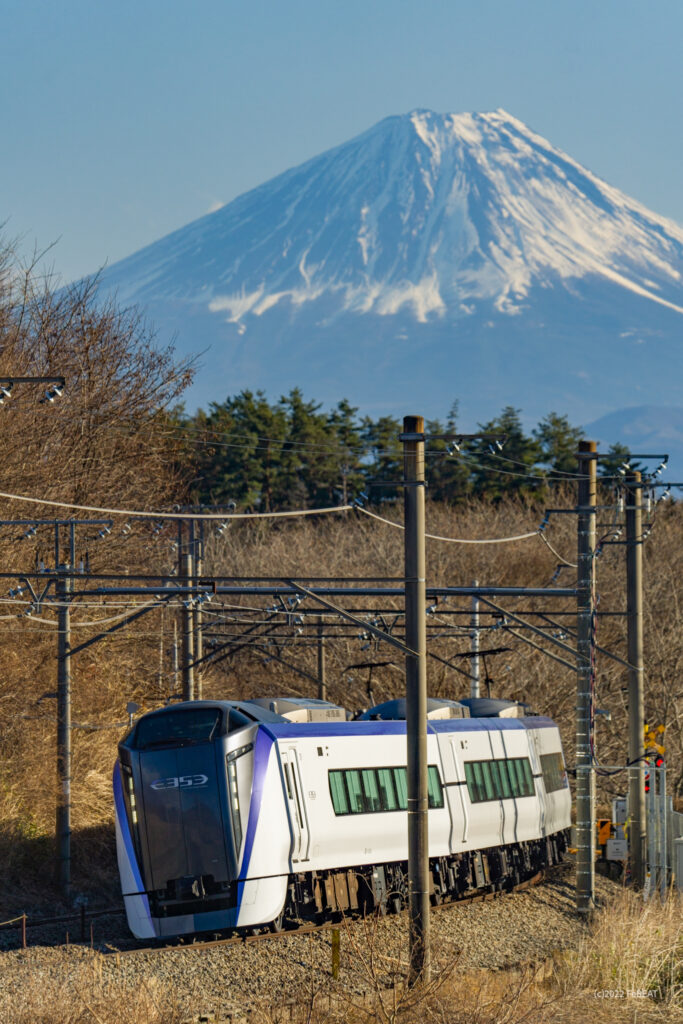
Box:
[112,762,153,927]
[264,716,557,739]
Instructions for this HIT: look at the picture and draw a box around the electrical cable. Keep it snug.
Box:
[356,505,540,544]
[11,599,162,628]
[539,531,577,568]
[0,491,352,520]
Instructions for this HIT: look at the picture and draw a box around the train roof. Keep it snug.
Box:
[119,699,558,753]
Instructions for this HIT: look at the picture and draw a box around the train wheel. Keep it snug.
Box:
[269,911,285,933]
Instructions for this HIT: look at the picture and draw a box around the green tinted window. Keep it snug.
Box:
[481,762,496,800]
[393,768,408,810]
[498,760,512,799]
[327,765,444,816]
[428,766,444,808]
[465,757,535,803]
[490,760,502,797]
[361,769,381,812]
[328,771,349,814]
[511,759,526,796]
[377,768,398,811]
[506,758,534,797]
[346,770,365,813]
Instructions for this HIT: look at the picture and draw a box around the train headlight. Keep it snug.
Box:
[226,743,253,763]
[122,764,138,824]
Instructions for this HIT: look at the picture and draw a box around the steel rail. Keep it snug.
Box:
[114,868,549,958]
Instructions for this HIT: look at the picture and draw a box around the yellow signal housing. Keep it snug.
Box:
[597,819,611,846]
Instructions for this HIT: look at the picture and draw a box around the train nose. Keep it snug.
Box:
[139,746,231,891]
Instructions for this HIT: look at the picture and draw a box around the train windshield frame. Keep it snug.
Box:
[133,708,223,750]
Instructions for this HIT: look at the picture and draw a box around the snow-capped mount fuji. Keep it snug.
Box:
[99,109,683,421]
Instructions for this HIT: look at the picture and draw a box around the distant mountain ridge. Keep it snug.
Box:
[584,406,683,482]
[97,109,683,432]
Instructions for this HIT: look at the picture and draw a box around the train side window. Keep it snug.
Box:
[476,762,488,801]
[510,759,525,796]
[481,762,496,801]
[283,763,295,801]
[228,709,252,732]
[464,762,475,801]
[393,768,408,810]
[498,760,513,799]
[540,752,567,792]
[345,770,365,813]
[470,761,485,802]
[510,758,533,797]
[328,764,445,815]
[427,766,444,808]
[489,760,503,799]
[361,769,381,812]
[329,771,349,814]
[506,759,518,796]
[377,768,398,810]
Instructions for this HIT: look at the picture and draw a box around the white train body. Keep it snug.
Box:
[114,700,571,939]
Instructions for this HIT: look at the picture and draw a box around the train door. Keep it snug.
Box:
[485,731,506,847]
[528,732,547,837]
[280,747,310,863]
[448,739,469,846]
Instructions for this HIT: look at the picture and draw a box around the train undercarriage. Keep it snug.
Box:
[270,829,570,930]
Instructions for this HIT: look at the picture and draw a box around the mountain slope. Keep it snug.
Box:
[584,406,683,480]
[98,110,683,421]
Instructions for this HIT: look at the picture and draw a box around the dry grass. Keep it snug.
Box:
[0,954,192,1024]
[556,888,683,1008]
[2,891,681,1023]
[0,497,681,916]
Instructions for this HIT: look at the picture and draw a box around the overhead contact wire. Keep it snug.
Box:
[357,506,540,544]
[0,491,352,521]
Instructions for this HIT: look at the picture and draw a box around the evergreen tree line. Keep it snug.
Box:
[175,389,630,510]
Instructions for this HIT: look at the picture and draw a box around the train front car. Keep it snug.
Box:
[113,701,289,939]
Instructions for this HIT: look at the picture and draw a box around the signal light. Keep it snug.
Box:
[645,753,665,793]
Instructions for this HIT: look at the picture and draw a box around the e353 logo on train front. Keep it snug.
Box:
[150,774,208,790]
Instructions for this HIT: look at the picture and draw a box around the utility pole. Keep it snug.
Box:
[181,551,195,701]
[470,579,480,699]
[317,616,327,701]
[402,414,430,984]
[172,620,179,693]
[56,564,72,898]
[191,521,204,700]
[576,440,597,912]
[626,471,646,887]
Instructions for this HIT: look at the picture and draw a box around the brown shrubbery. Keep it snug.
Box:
[2,890,681,1023]
[203,499,683,802]
[0,237,680,946]
[0,239,191,907]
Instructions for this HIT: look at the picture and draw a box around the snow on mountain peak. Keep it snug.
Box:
[103,108,683,330]
[95,108,683,424]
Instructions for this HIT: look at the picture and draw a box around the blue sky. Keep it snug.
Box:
[3,0,682,283]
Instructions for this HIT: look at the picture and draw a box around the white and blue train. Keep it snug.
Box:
[114,696,571,940]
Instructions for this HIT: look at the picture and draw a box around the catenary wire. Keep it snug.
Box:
[0,491,353,520]
[357,506,540,544]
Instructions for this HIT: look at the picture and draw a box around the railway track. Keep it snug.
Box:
[116,868,548,957]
